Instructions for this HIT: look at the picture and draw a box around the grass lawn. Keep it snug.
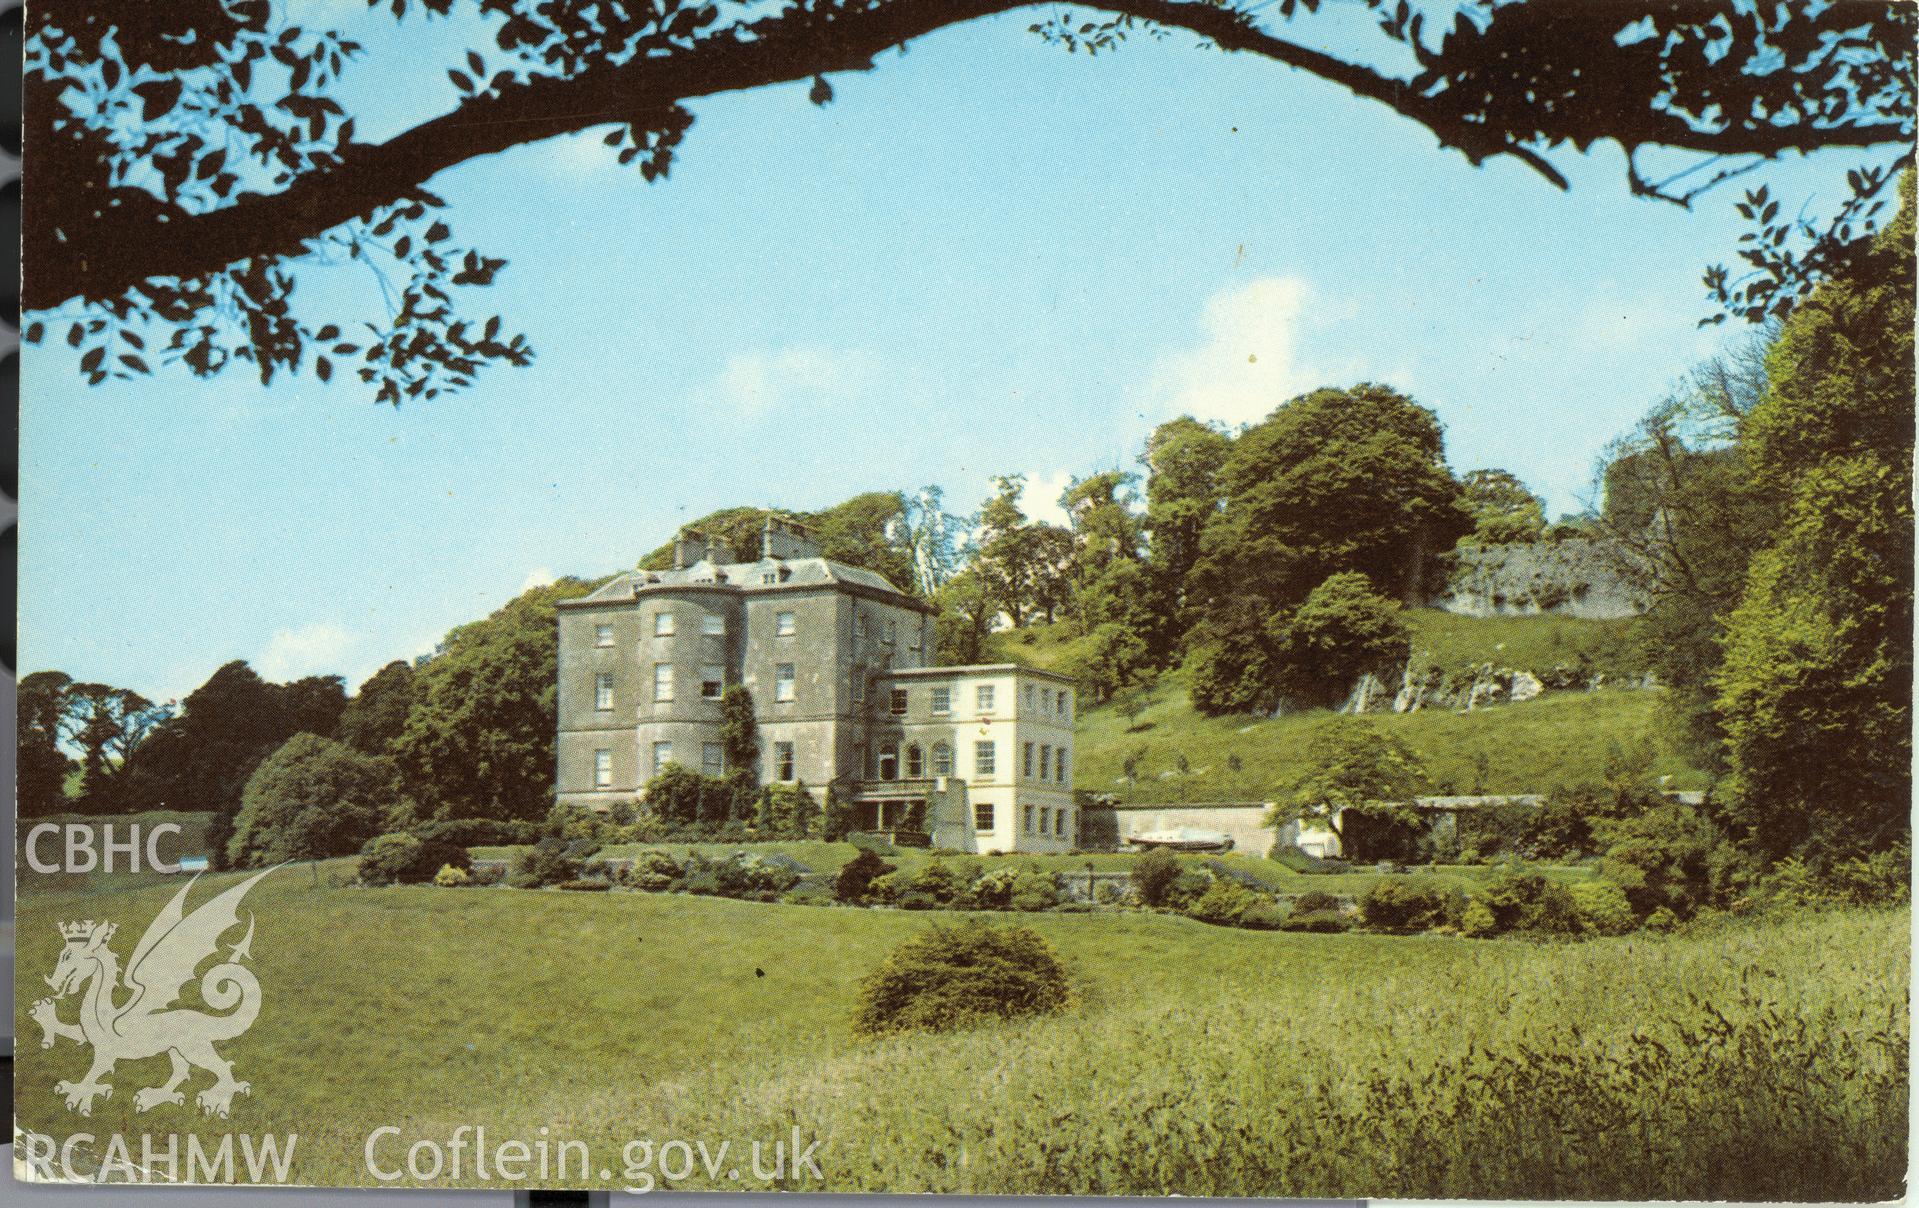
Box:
[984,611,1695,802]
[15,864,1903,1198]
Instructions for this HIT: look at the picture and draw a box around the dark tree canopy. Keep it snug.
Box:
[26,1,1913,402]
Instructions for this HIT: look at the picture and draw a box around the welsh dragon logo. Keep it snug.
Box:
[32,868,274,1118]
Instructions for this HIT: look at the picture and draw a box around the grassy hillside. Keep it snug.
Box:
[14,867,1905,1198]
[983,611,1695,800]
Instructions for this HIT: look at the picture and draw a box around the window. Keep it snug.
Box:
[1023,742,1034,778]
[1024,684,1036,710]
[652,741,673,774]
[1040,744,1052,781]
[975,740,996,777]
[1023,805,1035,834]
[762,572,778,585]
[654,611,675,637]
[702,742,724,777]
[700,664,723,699]
[976,684,996,712]
[594,624,614,648]
[877,743,898,781]
[776,610,795,637]
[594,673,614,711]
[775,663,796,703]
[932,742,952,776]
[593,748,612,789]
[906,744,923,778]
[1057,749,1069,784]
[702,613,725,636]
[1058,690,1070,719]
[930,687,951,715]
[975,802,994,831]
[884,619,896,643]
[850,672,865,706]
[857,614,868,638]
[890,688,908,716]
[774,742,795,782]
[1055,808,1068,837]
[652,662,673,702]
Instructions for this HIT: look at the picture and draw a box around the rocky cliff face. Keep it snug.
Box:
[1341,659,1656,715]
[1434,537,1646,620]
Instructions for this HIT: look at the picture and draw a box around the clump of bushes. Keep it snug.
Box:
[433,863,470,888]
[360,832,472,886]
[836,848,896,903]
[1188,878,1282,930]
[968,865,1060,912]
[1569,880,1636,936]
[680,851,802,902]
[626,850,682,892]
[508,837,596,888]
[556,879,611,891]
[1461,869,1581,937]
[1360,877,1462,934]
[853,921,1074,1036]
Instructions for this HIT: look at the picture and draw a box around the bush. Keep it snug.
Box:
[1188,878,1262,927]
[1360,877,1460,933]
[835,848,896,903]
[1290,890,1341,915]
[1164,869,1211,911]
[853,922,1074,1035]
[909,858,976,906]
[1094,881,1128,906]
[1131,847,1183,907]
[412,818,542,847]
[433,863,470,888]
[1828,843,1911,906]
[228,733,394,868]
[780,878,835,907]
[1466,869,1581,937]
[627,850,682,892]
[1570,880,1637,936]
[1281,908,1350,933]
[359,832,472,886]
[712,852,802,901]
[1241,902,1285,930]
[467,863,504,887]
[510,837,589,888]
[1596,802,1744,921]
[555,879,610,891]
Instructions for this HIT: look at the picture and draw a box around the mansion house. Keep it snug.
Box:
[555,515,1077,852]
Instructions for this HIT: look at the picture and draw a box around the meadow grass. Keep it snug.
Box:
[15,865,1903,1199]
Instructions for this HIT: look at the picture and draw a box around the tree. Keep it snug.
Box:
[1186,385,1467,715]
[1141,416,1232,649]
[635,493,919,591]
[1269,717,1427,852]
[226,733,396,867]
[1268,572,1411,708]
[899,486,966,596]
[338,660,418,755]
[18,671,78,818]
[26,2,1909,404]
[1715,172,1915,865]
[719,684,758,780]
[66,683,173,812]
[392,577,600,821]
[114,660,341,858]
[1458,469,1547,546]
[933,566,996,666]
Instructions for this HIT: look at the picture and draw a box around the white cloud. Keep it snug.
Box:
[258,622,358,683]
[711,346,878,416]
[520,567,557,593]
[1146,276,1362,428]
[1018,469,1075,529]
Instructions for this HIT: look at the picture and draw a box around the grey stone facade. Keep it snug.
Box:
[555,516,1078,851]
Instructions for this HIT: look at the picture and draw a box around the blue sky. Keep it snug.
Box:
[22,3,1864,703]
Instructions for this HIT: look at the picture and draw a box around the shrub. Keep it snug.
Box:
[1188,878,1261,927]
[853,922,1073,1035]
[1467,869,1581,936]
[712,852,803,901]
[1290,890,1341,915]
[1828,843,1911,906]
[835,848,896,903]
[555,879,610,891]
[910,858,975,906]
[1596,802,1744,921]
[228,733,394,868]
[510,837,588,888]
[359,832,471,886]
[1241,902,1285,930]
[627,850,682,892]
[1281,908,1350,933]
[1094,881,1128,906]
[780,878,835,907]
[412,818,541,847]
[1131,847,1183,907]
[1269,845,1352,874]
[433,863,470,888]
[1570,880,1637,936]
[467,863,504,887]
[1164,869,1211,911]
[1360,877,1460,933]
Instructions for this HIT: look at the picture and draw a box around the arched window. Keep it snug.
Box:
[931,742,953,777]
[877,742,899,781]
[905,744,924,778]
